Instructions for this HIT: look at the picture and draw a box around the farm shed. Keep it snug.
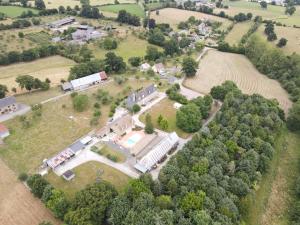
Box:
[70,71,107,90]
[61,82,73,92]
[48,17,75,28]
[0,96,18,115]
[134,132,179,173]
[0,124,9,138]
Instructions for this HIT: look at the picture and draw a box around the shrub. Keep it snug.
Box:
[132,104,141,113]
[18,172,28,181]
[72,94,89,112]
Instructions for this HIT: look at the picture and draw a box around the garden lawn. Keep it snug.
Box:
[0,6,39,17]
[94,143,126,163]
[46,161,130,199]
[139,98,190,139]
[99,4,145,17]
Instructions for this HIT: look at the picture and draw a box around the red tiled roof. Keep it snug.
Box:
[0,124,8,133]
[99,71,107,80]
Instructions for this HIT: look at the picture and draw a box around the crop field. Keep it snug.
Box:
[225,21,253,45]
[256,25,300,55]
[183,50,292,113]
[0,159,59,225]
[0,6,39,17]
[0,56,76,93]
[215,0,300,26]
[150,8,232,31]
[0,79,152,174]
[46,161,130,199]
[0,27,44,53]
[99,4,145,17]
[139,98,190,139]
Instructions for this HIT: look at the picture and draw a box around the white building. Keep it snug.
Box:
[140,63,151,72]
[134,132,179,173]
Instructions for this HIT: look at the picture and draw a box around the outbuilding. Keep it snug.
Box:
[0,124,9,138]
[62,170,75,181]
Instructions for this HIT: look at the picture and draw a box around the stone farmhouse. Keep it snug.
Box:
[126,84,157,109]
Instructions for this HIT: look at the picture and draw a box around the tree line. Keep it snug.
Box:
[23,82,285,225]
[116,10,141,26]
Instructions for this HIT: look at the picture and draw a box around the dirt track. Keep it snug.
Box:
[184,50,292,114]
[0,159,60,225]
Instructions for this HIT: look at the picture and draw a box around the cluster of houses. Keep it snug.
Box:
[61,71,108,92]
[49,17,107,44]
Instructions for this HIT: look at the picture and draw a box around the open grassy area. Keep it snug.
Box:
[93,143,126,163]
[0,56,76,93]
[255,25,300,55]
[145,2,164,10]
[46,161,130,199]
[0,27,44,53]
[99,4,145,18]
[215,0,300,26]
[244,129,300,225]
[0,79,152,174]
[225,21,253,45]
[91,33,159,61]
[139,98,190,139]
[25,31,51,45]
[0,6,39,17]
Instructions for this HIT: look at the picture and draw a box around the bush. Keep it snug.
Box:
[70,92,78,98]
[27,174,49,198]
[102,38,118,50]
[72,94,89,112]
[132,104,141,113]
[18,172,28,181]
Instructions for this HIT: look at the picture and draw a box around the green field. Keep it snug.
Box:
[99,3,145,17]
[215,0,300,26]
[0,6,39,17]
[91,34,161,61]
[25,31,51,45]
[46,161,130,199]
[145,2,163,10]
[225,21,253,45]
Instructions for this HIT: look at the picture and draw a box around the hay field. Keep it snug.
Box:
[0,56,76,92]
[256,25,300,55]
[215,0,300,26]
[183,50,292,113]
[150,8,232,30]
[0,159,59,225]
[225,21,253,45]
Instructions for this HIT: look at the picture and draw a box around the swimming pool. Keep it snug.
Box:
[126,133,142,147]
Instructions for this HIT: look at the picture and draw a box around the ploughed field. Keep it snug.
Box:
[183,50,292,114]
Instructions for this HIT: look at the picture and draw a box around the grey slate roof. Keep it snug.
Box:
[0,96,16,108]
[69,140,85,153]
[126,84,156,108]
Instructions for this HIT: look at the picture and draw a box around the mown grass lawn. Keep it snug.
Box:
[99,3,145,18]
[46,161,130,199]
[94,143,126,163]
[139,98,191,139]
[0,6,39,17]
